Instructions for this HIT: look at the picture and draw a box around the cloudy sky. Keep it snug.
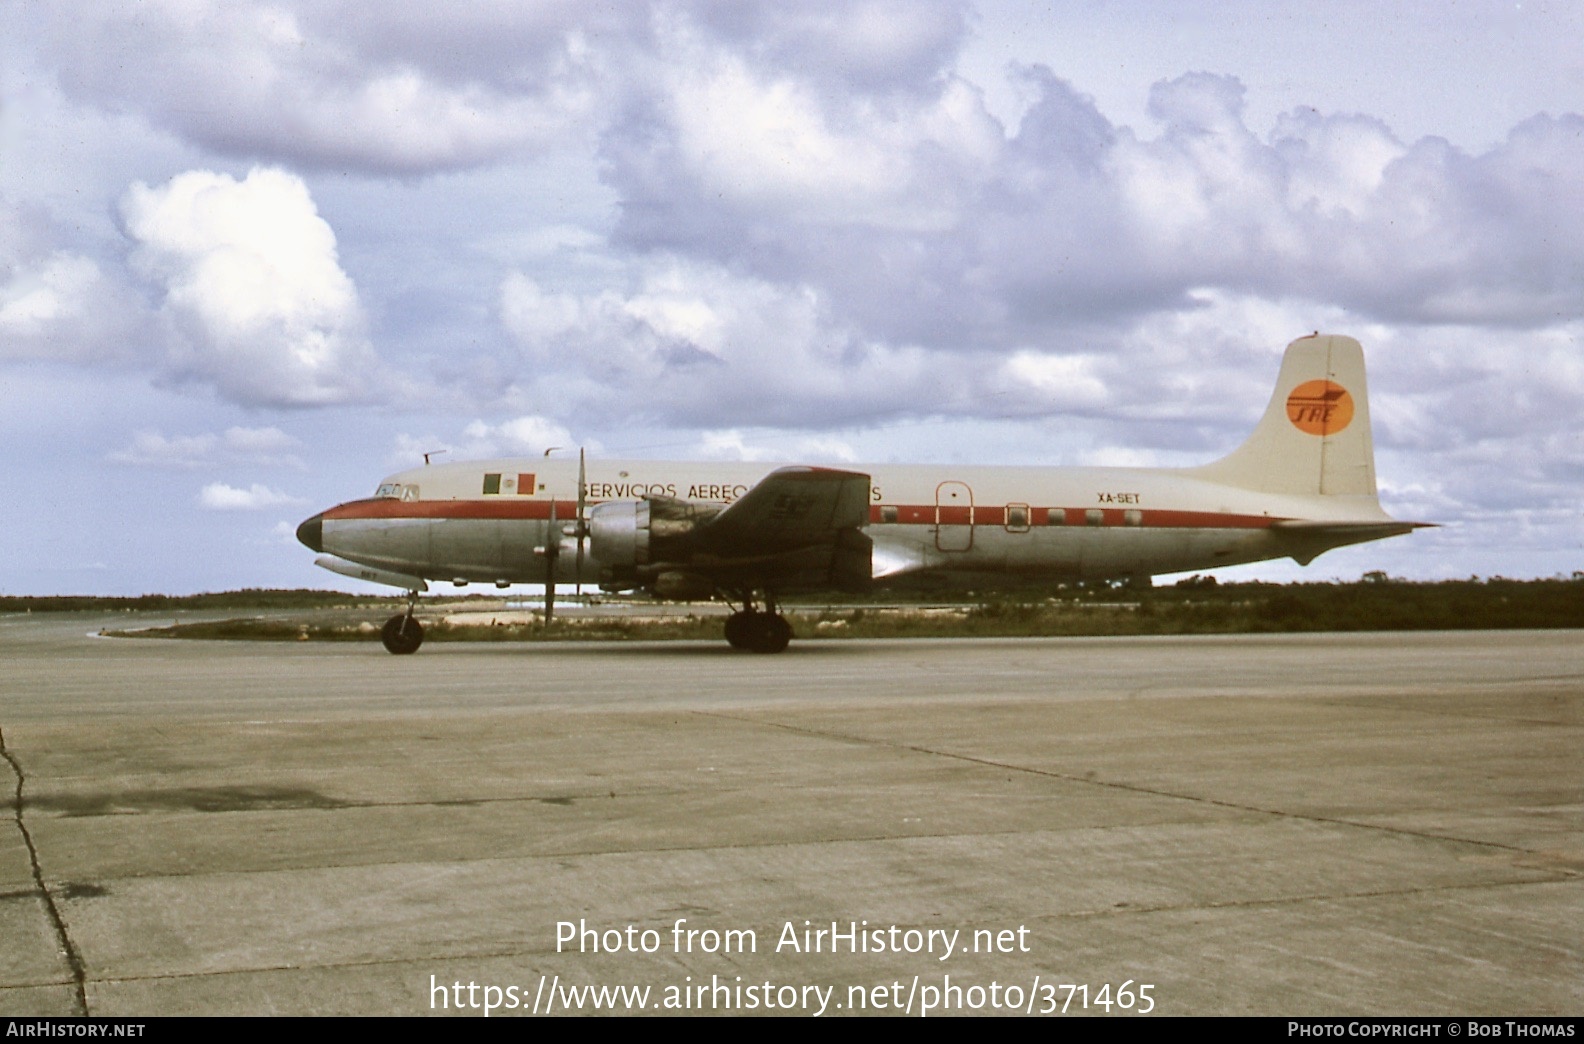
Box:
[3,0,1581,595]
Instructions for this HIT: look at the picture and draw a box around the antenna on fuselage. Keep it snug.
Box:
[422,449,447,466]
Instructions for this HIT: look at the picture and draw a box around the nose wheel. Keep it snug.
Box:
[381,613,424,654]
[381,591,425,654]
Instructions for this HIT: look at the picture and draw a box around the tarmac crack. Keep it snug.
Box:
[692,711,1561,865]
[0,725,90,1015]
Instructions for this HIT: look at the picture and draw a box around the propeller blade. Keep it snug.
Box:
[544,495,557,625]
[575,447,586,598]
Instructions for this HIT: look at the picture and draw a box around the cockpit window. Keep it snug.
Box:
[375,482,419,501]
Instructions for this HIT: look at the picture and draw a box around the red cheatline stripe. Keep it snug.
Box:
[903,505,1276,529]
[323,498,566,521]
[322,497,1282,529]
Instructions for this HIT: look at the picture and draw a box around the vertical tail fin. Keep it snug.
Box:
[1189,334,1378,497]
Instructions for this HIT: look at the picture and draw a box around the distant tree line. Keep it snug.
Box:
[19,576,1584,637]
[1144,574,1584,632]
[0,589,389,613]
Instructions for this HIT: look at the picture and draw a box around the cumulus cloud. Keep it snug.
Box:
[634,41,996,231]
[993,351,1112,411]
[220,425,301,457]
[0,201,144,361]
[0,252,100,338]
[197,482,307,511]
[26,0,625,174]
[120,167,380,407]
[110,426,303,469]
[1371,323,1584,513]
[21,1,979,181]
[679,0,969,95]
[110,431,218,469]
[499,257,953,428]
[695,429,857,464]
[603,51,1584,343]
[463,416,579,457]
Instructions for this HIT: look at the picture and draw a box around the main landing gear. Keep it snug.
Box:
[722,590,792,654]
[381,591,424,655]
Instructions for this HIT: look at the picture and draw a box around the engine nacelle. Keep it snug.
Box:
[587,500,651,568]
[587,496,724,574]
[588,495,867,594]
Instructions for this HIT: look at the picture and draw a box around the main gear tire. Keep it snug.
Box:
[381,614,424,655]
[747,613,792,654]
[724,611,752,649]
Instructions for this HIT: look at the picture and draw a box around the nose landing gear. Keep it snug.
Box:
[381,591,424,654]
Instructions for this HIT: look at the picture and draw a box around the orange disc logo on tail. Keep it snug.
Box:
[1286,380,1354,435]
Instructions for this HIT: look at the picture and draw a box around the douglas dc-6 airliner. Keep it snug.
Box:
[297,334,1423,653]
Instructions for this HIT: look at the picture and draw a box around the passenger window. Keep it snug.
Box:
[881,506,899,523]
[1086,508,1104,526]
[1047,508,1065,525]
[482,473,502,495]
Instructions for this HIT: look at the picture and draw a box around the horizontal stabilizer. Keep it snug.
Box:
[1271,520,1435,537]
[1269,519,1433,565]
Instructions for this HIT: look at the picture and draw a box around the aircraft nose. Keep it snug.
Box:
[296,513,324,552]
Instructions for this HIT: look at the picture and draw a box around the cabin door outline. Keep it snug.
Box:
[935,481,974,552]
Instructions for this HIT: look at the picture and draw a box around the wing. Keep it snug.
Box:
[684,466,873,592]
[698,467,870,551]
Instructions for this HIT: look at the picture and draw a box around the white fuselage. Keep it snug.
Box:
[296,335,1419,654]
[307,456,1398,589]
